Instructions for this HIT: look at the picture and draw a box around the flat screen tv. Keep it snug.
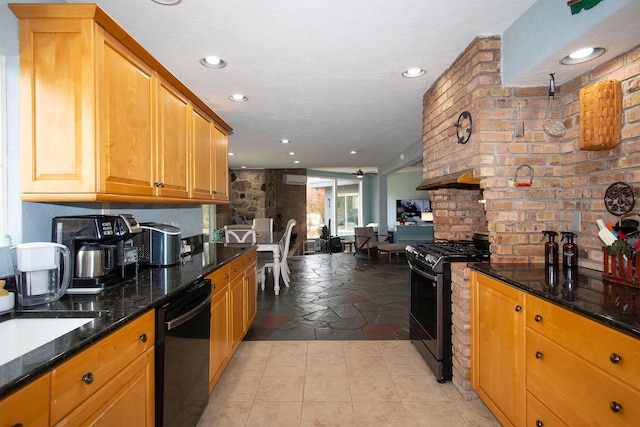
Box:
[396,199,431,223]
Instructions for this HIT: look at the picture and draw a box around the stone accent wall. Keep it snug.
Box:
[229,170,268,222]
[422,37,640,397]
[228,169,307,252]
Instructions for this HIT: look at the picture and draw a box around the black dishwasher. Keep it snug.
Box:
[155,278,211,427]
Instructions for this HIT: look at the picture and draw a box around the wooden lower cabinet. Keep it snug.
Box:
[245,261,257,327]
[0,373,50,427]
[470,271,525,427]
[209,285,229,392]
[54,348,154,427]
[472,271,640,427]
[526,295,640,427]
[207,248,258,391]
[229,275,246,354]
[0,310,155,427]
[526,329,640,426]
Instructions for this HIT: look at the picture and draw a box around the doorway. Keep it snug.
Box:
[306,176,361,239]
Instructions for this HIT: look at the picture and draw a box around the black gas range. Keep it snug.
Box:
[406,240,490,382]
[406,240,490,272]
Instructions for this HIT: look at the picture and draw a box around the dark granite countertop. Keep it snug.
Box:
[0,242,253,398]
[469,263,640,340]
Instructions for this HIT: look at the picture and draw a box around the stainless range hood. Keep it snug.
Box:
[416,169,480,190]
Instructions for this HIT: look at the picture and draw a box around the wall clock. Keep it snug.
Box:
[455,111,472,144]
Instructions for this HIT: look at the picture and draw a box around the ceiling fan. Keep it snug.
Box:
[353,168,376,179]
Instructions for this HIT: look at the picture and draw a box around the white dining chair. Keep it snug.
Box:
[259,219,296,290]
[252,218,273,239]
[224,225,256,244]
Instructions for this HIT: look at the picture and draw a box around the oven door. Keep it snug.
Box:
[408,257,452,382]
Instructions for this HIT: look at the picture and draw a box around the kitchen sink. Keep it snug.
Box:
[0,317,94,366]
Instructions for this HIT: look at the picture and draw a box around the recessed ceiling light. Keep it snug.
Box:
[229,94,248,102]
[241,166,247,169]
[200,56,227,69]
[561,47,606,65]
[228,152,235,156]
[280,139,291,144]
[350,150,357,154]
[150,0,182,5]
[289,152,295,155]
[294,160,300,164]
[402,68,426,78]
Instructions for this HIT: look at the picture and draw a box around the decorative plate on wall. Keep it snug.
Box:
[604,182,635,215]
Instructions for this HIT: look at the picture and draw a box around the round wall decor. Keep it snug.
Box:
[455,111,472,144]
[604,182,635,215]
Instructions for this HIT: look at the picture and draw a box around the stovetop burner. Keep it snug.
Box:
[406,240,490,272]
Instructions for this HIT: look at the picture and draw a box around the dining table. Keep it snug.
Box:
[256,231,284,295]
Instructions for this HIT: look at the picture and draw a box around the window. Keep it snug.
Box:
[307,175,362,238]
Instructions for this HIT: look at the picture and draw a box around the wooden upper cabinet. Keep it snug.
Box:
[156,79,190,199]
[213,124,229,201]
[15,15,96,195]
[191,107,214,200]
[99,33,155,197]
[10,3,232,204]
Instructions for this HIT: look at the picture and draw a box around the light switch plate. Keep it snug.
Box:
[572,212,581,232]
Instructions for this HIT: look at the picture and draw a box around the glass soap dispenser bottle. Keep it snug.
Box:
[542,231,559,266]
[560,232,578,269]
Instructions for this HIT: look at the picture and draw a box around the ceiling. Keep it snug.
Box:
[58,0,639,174]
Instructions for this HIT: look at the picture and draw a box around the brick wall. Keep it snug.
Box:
[423,37,640,268]
[422,36,640,397]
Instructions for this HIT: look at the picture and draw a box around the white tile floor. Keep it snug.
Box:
[196,340,501,427]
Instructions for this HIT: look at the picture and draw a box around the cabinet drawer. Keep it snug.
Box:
[228,256,246,277]
[243,248,257,266]
[207,265,230,298]
[0,373,50,427]
[527,295,640,387]
[526,329,640,427]
[51,310,155,423]
[526,392,567,427]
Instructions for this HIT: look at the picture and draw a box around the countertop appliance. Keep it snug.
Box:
[406,240,489,382]
[134,223,181,267]
[52,214,142,293]
[155,277,211,427]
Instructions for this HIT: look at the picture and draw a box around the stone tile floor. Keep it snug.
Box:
[246,252,411,341]
[197,340,500,427]
[197,252,500,426]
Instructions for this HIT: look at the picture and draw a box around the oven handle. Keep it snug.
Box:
[408,259,438,282]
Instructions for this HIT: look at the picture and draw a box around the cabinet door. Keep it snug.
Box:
[191,107,214,200]
[209,287,229,392]
[156,79,190,199]
[471,271,525,427]
[229,275,245,354]
[17,16,96,194]
[245,261,257,329]
[55,348,154,427]
[0,373,50,427]
[212,124,229,201]
[99,33,155,197]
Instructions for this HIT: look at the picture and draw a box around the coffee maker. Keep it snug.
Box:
[52,214,142,293]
